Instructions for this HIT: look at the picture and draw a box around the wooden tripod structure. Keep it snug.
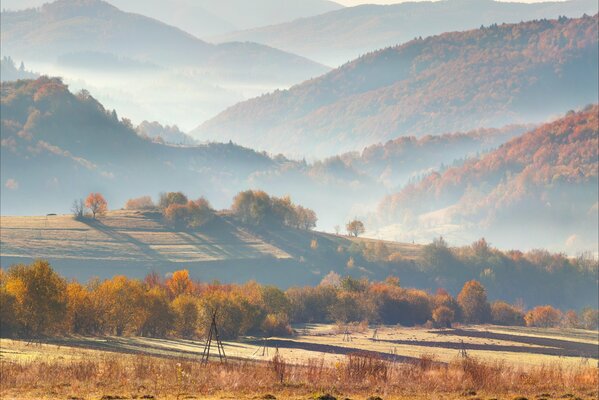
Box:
[458,339,469,359]
[342,327,352,342]
[201,310,227,364]
[252,337,270,357]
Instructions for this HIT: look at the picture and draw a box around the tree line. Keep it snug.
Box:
[1,261,597,340]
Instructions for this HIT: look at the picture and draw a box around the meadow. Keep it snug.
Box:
[2,323,597,400]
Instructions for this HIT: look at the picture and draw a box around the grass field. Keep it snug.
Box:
[2,324,597,399]
[0,211,423,284]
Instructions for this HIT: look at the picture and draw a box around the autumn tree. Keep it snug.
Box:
[432,306,455,328]
[163,198,214,230]
[166,269,194,298]
[524,305,562,328]
[66,281,98,334]
[580,308,599,330]
[158,192,188,209]
[94,275,144,335]
[346,219,365,237]
[139,287,173,337]
[85,192,107,219]
[172,295,199,337]
[491,301,524,326]
[457,280,491,324]
[4,260,67,336]
[125,196,155,210]
[0,268,18,336]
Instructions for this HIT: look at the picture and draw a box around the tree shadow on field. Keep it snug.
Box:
[428,329,599,359]
[246,338,445,365]
[83,219,170,263]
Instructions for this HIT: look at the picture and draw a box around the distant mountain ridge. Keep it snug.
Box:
[0,0,343,38]
[194,15,599,158]
[215,0,599,66]
[375,105,599,253]
[0,0,328,80]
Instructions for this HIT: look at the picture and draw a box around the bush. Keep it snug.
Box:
[125,196,155,210]
[525,305,562,327]
[163,198,213,230]
[491,301,525,326]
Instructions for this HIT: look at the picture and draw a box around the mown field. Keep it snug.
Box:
[2,324,598,400]
[0,211,423,284]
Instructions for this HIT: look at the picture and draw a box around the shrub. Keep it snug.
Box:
[525,305,562,327]
[491,301,525,326]
[125,196,155,210]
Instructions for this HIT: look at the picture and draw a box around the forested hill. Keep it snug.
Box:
[376,105,599,253]
[0,78,279,215]
[215,0,598,66]
[195,15,599,157]
[0,0,328,81]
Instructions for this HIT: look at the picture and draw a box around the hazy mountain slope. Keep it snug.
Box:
[0,0,328,79]
[335,125,532,188]
[195,15,599,157]
[0,0,343,38]
[0,78,379,229]
[0,77,279,215]
[376,106,599,254]
[0,57,39,81]
[0,0,329,129]
[215,0,599,66]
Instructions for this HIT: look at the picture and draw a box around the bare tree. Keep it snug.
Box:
[71,199,85,220]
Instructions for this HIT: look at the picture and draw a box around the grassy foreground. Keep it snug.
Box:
[1,337,597,400]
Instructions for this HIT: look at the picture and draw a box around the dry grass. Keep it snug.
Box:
[1,346,597,400]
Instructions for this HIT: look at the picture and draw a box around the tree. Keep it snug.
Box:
[159,192,188,209]
[66,282,98,334]
[346,220,365,237]
[432,306,455,328]
[457,280,491,324]
[491,301,524,326]
[71,199,85,220]
[4,260,67,336]
[94,276,144,335]
[125,196,154,210]
[139,287,173,337]
[172,295,199,337]
[525,305,562,328]
[166,270,193,298]
[85,193,107,219]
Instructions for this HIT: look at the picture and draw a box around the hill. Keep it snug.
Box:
[215,0,599,66]
[2,209,597,309]
[194,15,599,157]
[0,0,343,38]
[376,105,599,254]
[0,77,385,231]
[0,210,419,286]
[0,0,329,129]
[0,0,327,80]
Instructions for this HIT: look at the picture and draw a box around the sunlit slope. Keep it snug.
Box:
[0,210,422,284]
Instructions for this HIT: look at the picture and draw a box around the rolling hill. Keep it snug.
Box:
[215,0,599,66]
[0,0,343,38]
[0,0,327,80]
[194,15,599,157]
[376,105,599,254]
[0,77,380,230]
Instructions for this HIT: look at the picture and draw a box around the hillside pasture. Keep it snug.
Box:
[1,324,597,400]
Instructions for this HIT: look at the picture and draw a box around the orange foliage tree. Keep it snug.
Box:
[524,305,562,328]
[457,280,491,324]
[85,192,108,219]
